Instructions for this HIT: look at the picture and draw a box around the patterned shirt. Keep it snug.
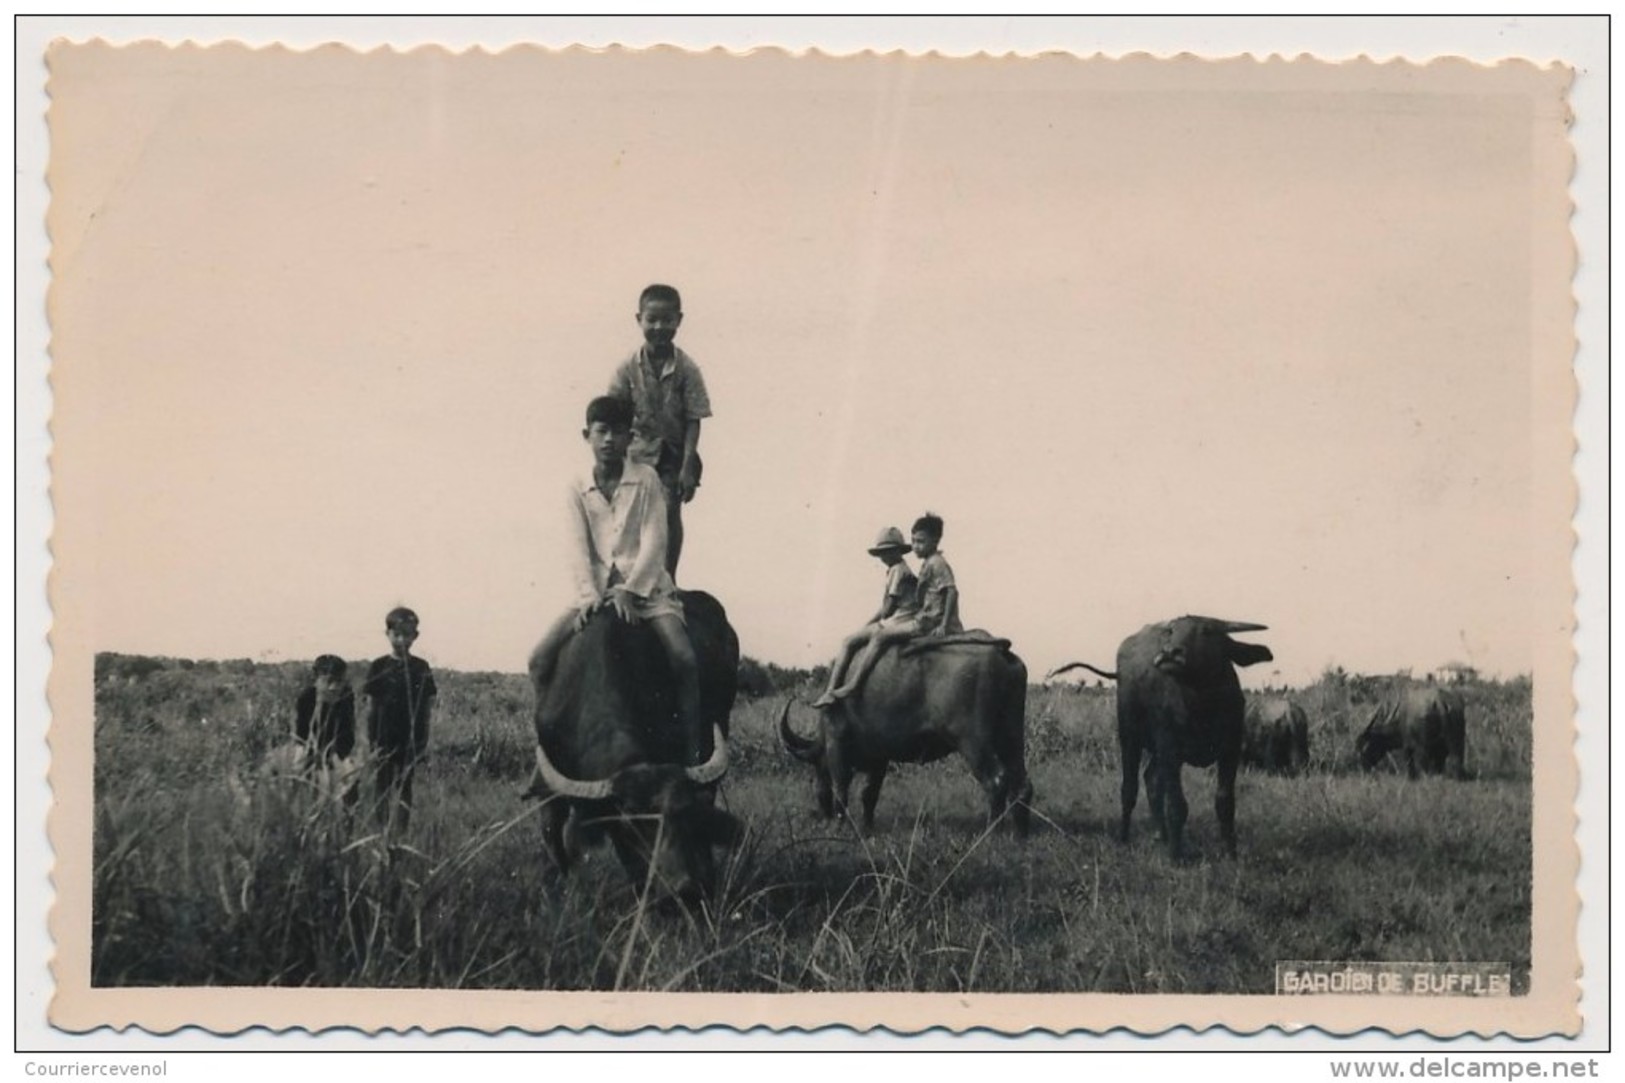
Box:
[915,552,964,633]
[607,346,713,468]
[882,562,921,620]
[567,461,678,608]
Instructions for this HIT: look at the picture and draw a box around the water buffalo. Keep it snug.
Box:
[1243,696,1310,774]
[1049,616,1273,859]
[778,639,1032,835]
[1356,685,1467,779]
[524,589,741,902]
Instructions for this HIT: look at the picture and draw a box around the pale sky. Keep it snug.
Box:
[48,44,1572,684]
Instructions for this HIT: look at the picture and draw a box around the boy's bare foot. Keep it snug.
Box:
[810,690,838,708]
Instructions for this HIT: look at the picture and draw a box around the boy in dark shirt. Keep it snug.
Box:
[362,607,437,829]
[294,653,357,765]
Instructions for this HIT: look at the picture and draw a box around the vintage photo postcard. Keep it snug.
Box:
[41,35,1582,1040]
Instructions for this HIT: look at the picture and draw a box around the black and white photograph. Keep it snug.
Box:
[27,18,1596,1048]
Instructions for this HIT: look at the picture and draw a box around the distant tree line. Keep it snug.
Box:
[92,651,1525,704]
[735,656,828,699]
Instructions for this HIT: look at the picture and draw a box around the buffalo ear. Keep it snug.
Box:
[1229,641,1274,667]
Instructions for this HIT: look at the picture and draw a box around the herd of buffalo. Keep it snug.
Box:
[520,591,1470,901]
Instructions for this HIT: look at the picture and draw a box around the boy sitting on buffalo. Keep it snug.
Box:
[811,526,920,707]
[527,396,706,765]
[819,512,962,704]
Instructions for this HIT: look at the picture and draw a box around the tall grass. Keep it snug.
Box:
[91,655,1533,992]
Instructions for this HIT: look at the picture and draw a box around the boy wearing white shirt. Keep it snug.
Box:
[527,396,704,765]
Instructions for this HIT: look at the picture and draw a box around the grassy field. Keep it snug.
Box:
[91,655,1533,992]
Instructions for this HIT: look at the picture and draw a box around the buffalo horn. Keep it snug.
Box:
[684,724,730,785]
[777,699,819,761]
[533,743,614,801]
[1220,620,1269,634]
[1043,661,1119,682]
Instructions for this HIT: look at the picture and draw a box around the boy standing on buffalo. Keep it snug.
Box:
[606,283,712,579]
[363,607,437,829]
[527,396,707,765]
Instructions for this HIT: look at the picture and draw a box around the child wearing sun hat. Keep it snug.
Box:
[811,527,920,708]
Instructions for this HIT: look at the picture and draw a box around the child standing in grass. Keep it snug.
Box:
[362,607,436,829]
[293,654,356,766]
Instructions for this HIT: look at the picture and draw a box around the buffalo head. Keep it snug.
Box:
[1150,616,1273,682]
[528,589,742,904]
[777,700,837,820]
[533,726,738,902]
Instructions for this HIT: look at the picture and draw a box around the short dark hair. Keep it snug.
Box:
[385,606,419,632]
[586,395,635,431]
[638,283,682,311]
[912,512,945,541]
[312,654,348,679]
